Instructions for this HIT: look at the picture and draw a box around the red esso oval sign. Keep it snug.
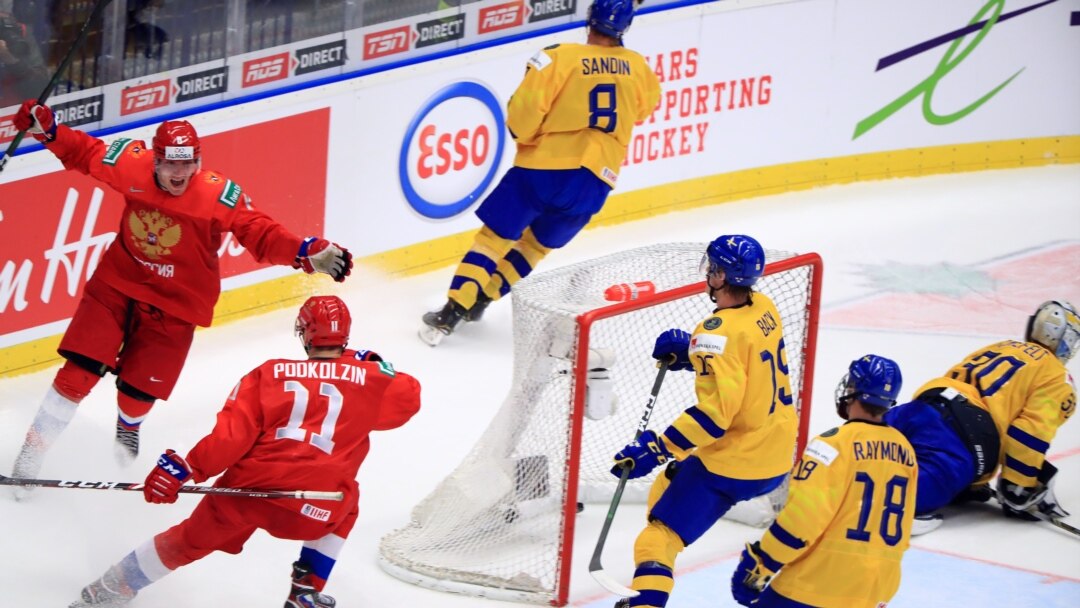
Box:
[404,94,500,209]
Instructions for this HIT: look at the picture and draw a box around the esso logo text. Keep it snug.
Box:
[399,82,506,219]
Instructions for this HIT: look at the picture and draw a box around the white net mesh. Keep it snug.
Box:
[379,243,819,605]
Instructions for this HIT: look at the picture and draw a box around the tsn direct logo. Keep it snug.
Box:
[364,25,414,60]
[479,1,525,34]
[399,82,506,219]
[120,80,173,116]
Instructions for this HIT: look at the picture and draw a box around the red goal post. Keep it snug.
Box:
[379,245,822,606]
[559,251,822,604]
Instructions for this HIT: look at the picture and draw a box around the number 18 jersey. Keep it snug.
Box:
[507,42,661,187]
[760,421,918,608]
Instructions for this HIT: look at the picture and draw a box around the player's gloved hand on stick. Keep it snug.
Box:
[731,541,777,607]
[295,237,353,282]
[144,449,192,504]
[611,429,672,480]
[14,100,57,143]
[652,329,692,371]
[997,461,1069,521]
[355,349,382,362]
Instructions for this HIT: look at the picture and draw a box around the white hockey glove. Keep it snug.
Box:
[295,237,353,282]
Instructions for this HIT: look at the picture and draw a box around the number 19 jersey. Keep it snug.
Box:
[506,42,661,187]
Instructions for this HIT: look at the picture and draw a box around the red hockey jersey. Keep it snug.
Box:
[43,125,304,327]
[185,350,421,525]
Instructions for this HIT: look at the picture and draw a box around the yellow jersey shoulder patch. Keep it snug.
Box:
[804,437,839,466]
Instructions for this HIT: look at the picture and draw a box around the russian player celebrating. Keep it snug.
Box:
[68,296,420,607]
[10,101,353,493]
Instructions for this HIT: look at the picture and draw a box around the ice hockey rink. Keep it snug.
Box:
[2,164,1078,607]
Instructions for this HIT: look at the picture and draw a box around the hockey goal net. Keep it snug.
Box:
[379,243,821,605]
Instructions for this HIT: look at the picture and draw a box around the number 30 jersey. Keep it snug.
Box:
[184,350,421,525]
[760,421,918,608]
[507,42,661,187]
[915,339,1077,487]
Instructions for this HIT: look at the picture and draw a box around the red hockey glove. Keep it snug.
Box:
[14,100,57,143]
[355,349,383,362]
[144,449,192,504]
[296,237,353,282]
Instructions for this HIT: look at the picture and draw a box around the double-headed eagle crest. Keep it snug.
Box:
[128,209,181,260]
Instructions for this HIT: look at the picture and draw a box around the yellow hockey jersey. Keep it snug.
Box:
[760,421,918,608]
[660,294,798,480]
[915,339,1076,487]
[506,42,660,187]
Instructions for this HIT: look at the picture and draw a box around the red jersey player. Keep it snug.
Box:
[69,295,421,608]
[10,100,353,493]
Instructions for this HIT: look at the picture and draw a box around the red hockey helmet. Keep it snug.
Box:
[296,295,352,350]
[152,120,201,162]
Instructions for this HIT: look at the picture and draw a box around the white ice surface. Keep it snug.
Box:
[2,165,1078,607]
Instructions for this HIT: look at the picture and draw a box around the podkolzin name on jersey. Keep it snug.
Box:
[273,361,367,385]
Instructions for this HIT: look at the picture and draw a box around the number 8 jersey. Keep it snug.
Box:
[184,349,421,529]
[759,422,918,608]
[506,42,661,187]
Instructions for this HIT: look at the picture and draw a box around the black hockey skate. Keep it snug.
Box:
[418,300,468,346]
[466,291,493,322]
[114,419,140,465]
[614,598,630,608]
[285,562,336,608]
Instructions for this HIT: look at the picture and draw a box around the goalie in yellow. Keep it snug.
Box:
[732,355,918,608]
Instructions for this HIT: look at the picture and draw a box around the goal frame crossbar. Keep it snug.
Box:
[556,253,823,605]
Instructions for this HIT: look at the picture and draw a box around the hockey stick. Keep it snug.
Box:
[589,360,670,598]
[989,487,1079,538]
[0,0,113,174]
[0,472,344,501]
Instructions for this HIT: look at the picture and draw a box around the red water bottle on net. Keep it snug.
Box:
[604,281,656,302]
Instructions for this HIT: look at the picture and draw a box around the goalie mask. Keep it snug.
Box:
[1026,300,1080,363]
[296,295,352,352]
[835,354,902,419]
[152,120,201,196]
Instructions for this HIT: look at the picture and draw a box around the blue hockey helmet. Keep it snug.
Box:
[587,0,636,39]
[700,234,765,287]
[836,354,903,412]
